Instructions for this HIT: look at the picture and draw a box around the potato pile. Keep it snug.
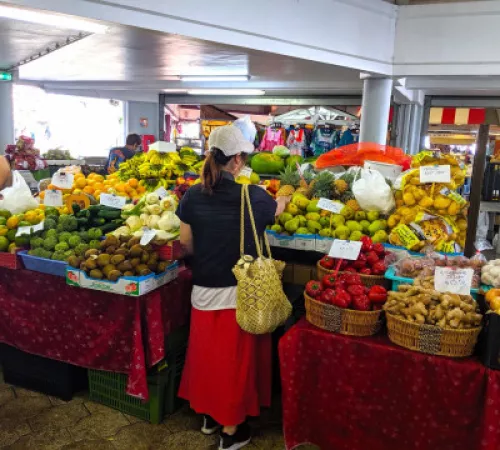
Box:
[384,278,482,329]
[68,235,169,281]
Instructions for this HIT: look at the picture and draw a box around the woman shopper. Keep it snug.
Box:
[177,125,277,450]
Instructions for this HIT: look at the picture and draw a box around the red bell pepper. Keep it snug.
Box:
[322,274,337,290]
[333,289,351,308]
[345,274,362,286]
[360,236,373,252]
[305,280,322,298]
[368,285,387,304]
[347,284,365,297]
[371,261,387,276]
[320,288,336,304]
[365,250,380,267]
[352,295,371,311]
[372,243,386,257]
[320,256,335,270]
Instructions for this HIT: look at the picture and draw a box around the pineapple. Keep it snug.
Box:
[276,166,300,197]
[334,179,348,195]
[311,170,335,199]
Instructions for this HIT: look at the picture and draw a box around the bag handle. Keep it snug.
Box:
[239,184,272,258]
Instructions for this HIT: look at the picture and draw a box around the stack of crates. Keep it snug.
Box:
[88,326,189,424]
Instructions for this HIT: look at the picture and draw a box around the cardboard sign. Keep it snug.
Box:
[318,198,343,214]
[434,267,474,295]
[16,221,44,237]
[140,228,157,246]
[419,165,451,184]
[239,167,253,178]
[51,172,74,189]
[155,187,168,200]
[328,239,362,260]
[43,190,63,207]
[100,194,126,209]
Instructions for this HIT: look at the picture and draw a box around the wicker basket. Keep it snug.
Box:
[386,313,481,358]
[316,262,389,289]
[305,292,383,336]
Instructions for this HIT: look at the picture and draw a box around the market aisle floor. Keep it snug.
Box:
[0,372,319,450]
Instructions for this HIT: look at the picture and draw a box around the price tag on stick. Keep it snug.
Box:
[155,187,168,200]
[43,190,63,207]
[318,198,344,214]
[419,165,451,183]
[328,239,362,261]
[16,221,44,237]
[100,194,126,209]
[51,171,74,189]
[434,267,473,295]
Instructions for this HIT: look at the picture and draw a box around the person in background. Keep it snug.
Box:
[105,133,142,174]
[177,125,277,450]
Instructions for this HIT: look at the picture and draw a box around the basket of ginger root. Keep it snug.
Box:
[383,276,482,357]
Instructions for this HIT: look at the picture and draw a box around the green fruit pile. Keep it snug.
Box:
[271,193,389,243]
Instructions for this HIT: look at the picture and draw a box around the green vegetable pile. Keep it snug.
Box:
[73,204,124,234]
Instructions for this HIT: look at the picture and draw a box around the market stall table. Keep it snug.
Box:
[0,267,191,400]
[280,318,500,450]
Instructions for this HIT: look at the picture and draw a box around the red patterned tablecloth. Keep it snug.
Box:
[280,318,500,450]
[0,268,192,400]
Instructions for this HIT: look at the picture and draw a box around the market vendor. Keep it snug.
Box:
[176,125,277,450]
[105,133,142,174]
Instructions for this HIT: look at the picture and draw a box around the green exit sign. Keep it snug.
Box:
[0,72,12,81]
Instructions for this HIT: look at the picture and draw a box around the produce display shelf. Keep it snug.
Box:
[385,266,480,299]
[88,326,188,423]
[18,251,67,277]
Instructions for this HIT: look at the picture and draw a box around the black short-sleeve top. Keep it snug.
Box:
[176,172,277,288]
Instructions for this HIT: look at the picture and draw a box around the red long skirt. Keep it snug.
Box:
[178,307,272,426]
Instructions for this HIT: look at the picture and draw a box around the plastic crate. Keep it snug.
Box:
[88,326,188,423]
[385,266,480,299]
[1,345,88,401]
[483,158,500,201]
[18,251,67,277]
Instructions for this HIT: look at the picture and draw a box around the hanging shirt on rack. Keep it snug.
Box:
[286,128,307,156]
[311,127,336,156]
[259,127,285,152]
[338,128,355,148]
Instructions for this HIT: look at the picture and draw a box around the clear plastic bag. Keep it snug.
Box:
[352,168,395,214]
[0,171,38,214]
[475,211,493,251]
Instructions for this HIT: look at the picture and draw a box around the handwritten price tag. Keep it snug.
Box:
[239,167,253,178]
[155,187,168,200]
[328,239,362,260]
[51,172,74,189]
[318,198,343,214]
[140,228,156,246]
[100,194,126,209]
[16,221,45,237]
[419,165,451,184]
[434,267,473,295]
[43,190,63,207]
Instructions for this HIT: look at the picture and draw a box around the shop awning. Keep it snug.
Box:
[429,108,485,125]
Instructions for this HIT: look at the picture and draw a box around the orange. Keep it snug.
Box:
[83,186,95,195]
[115,183,126,193]
[74,173,85,180]
[137,185,146,194]
[93,189,102,198]
[39,191,46,200]
[93,182,104,191]
[87,173,96,180]
[75,178,87,189]
[128,178,139,188]
[94,174,104,182]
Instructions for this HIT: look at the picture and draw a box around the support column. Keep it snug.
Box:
[359,77,393,144]
[0,82,14,153]
[408,103,423,155]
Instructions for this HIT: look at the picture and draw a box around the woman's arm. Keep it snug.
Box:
[180,221,194,256]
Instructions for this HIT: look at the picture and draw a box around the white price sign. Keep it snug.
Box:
[43,190,63,207]
[419,165,451,184]
[328,239,362,260]
[434,267,473,295]
[317,198,343,214]
[239,167,253,178]
[100,194,126,209]
[140,228,156,246]
[51,172,74,189]
[16,221,45,237]
[155,187,168,200]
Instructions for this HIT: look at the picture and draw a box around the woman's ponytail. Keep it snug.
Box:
[201,147,232,194]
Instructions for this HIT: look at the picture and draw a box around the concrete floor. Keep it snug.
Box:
[0,373,318,450]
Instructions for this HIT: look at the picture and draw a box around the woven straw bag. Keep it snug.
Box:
[233,184,292,334]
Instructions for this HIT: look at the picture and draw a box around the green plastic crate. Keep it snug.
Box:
[88,326,189,423]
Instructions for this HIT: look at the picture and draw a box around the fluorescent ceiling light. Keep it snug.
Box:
[0,5,108,34]
[187,89,265,96]
[181,76,250,82]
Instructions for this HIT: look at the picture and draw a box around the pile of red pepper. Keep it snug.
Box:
[319,236,387,276]
[306,273,388,311]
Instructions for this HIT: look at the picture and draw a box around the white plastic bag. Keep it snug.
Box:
[0,171,38,214]
[352,169,395,214]
[233,116,257,144]
[476,211,494,251]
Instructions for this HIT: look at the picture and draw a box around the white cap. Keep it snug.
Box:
[208,125,254,157]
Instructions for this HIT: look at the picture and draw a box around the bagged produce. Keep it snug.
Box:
[0,171,38,214]
[352,169,395,214]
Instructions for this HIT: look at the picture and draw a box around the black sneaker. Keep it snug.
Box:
[218,422,251,450]
[201,415,220,435]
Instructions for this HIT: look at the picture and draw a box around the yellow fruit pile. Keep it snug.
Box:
[388,151,468,253]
